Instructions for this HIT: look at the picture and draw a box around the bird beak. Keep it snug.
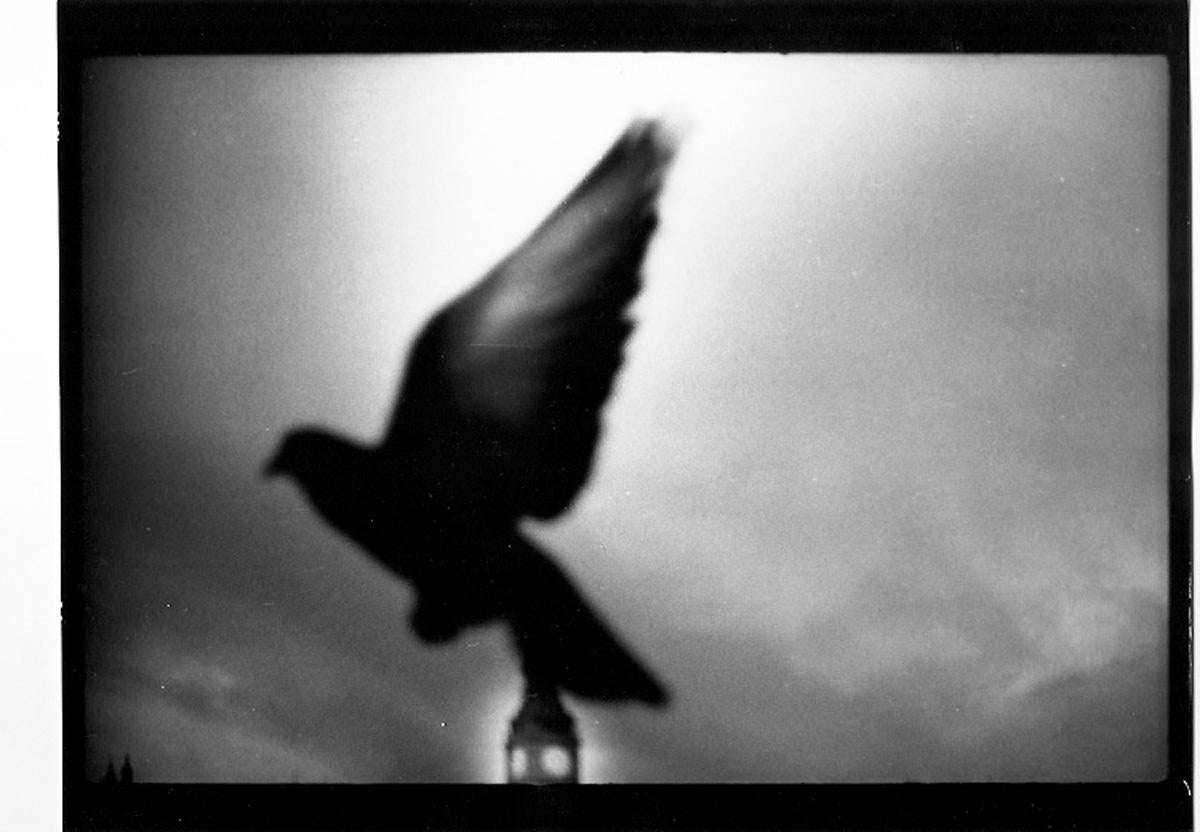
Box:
[262,455,280,479]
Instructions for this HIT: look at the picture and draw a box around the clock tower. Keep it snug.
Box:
[505,677,579,784]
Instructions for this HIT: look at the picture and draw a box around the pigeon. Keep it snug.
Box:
[266,121,674,706]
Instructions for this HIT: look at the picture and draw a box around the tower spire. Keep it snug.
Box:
[505,678,580,784]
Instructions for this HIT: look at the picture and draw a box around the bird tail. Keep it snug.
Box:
[501,534,669,707]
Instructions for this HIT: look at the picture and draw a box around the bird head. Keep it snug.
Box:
[263,428,324,481]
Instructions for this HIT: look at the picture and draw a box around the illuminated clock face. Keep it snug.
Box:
[510,748,528,778]
[540,746,572,778]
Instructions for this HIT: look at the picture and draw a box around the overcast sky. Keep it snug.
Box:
[79,54,1168,783]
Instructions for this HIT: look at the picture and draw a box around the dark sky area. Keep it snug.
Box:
[79,54,1168,783]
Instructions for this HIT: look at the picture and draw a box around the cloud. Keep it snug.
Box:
[573,623,1165,783]
[86,604,523,782]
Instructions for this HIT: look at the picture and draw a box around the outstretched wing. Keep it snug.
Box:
[384,121,675,520]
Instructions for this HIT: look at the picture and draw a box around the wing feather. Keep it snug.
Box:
[385,121,675,519]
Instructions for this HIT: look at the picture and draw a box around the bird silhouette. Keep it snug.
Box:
[266,121,674,706]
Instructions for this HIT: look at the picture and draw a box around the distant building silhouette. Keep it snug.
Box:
[99,754,134,785]
[506,679,579,784]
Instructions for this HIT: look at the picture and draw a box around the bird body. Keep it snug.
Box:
[268,122,674,707]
